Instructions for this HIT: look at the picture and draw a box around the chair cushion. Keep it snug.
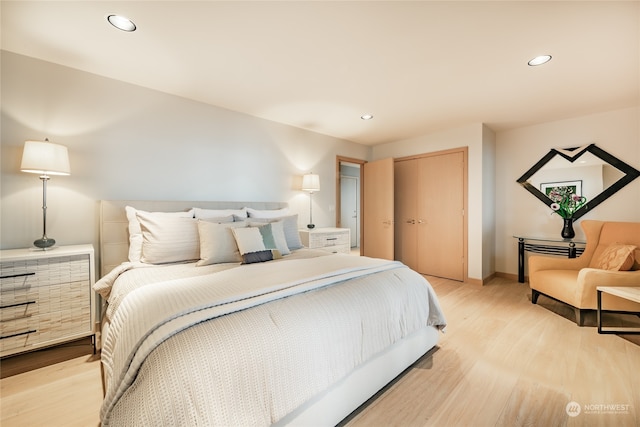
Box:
[594,244,636,271]
[530,269,581,307]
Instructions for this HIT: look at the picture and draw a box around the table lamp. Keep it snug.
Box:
[21,139,71,249]
[302,173,320,229]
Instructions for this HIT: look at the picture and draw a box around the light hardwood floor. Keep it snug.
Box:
[1,276,639,427]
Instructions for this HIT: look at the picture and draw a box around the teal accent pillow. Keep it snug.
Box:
[257,223,277,249]
[231,227,282,264]
[248,215,301,250]
[250,221,290,255]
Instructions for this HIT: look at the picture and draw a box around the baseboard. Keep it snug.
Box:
[466,272,529,286]
[495,271,527,283]
[483,272,496,285]
[466,273,500,286]
[465,277,484,286]
[0,337,96,378]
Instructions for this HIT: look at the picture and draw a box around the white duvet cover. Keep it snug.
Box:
[96,252,446,426]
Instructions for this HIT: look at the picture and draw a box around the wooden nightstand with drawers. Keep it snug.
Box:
[299,228,351,254]
[0,244,96,358]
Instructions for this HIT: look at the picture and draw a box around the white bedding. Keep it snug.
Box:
[96,251,446,426]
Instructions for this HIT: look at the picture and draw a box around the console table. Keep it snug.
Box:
[513,236,586,283]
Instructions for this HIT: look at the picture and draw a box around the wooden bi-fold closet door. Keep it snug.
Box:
[362,158,394,260]
[394,159,418,271]
[395,149,466,281]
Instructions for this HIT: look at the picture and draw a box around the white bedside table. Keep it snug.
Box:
[0,244,96,357]
[299,228,351,254]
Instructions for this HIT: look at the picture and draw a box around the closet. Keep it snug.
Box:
[394,148,467,281]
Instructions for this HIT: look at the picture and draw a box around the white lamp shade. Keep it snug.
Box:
[21,140,71,175]
[302,173,320,192]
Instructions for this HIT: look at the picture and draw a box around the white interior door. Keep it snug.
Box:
[340,176,359,247]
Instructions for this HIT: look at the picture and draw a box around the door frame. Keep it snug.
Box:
[336,156,366,255]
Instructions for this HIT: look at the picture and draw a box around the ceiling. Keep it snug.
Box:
[2,1,638,146]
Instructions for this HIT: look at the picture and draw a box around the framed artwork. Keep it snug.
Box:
[540,180,582,198]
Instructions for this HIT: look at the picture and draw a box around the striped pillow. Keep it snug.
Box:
[246,207,290,218]
[125,206,194,263]
[138,212,199,264]
[194,207,247,219]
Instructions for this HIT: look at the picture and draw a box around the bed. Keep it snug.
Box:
[96,200,447,426]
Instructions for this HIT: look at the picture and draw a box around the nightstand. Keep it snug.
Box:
[299,228,351,254]
[0,244,96,358]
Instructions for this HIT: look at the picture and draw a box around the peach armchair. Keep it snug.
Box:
[529,220,640,326]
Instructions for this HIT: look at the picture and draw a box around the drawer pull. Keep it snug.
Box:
[1,300,37,310]
[0,329,37,340]
[326,237,338,241]
[0,272,36,279]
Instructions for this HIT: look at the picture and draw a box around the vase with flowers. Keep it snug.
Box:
[547,186,587,239]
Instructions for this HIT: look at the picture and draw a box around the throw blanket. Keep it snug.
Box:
[100,255,446,425]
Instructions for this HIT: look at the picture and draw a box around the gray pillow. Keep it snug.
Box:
[248,214,303,250]
[196,220,247,266]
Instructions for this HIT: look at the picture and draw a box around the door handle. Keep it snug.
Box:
[418,219,425,224]
[406,219,415,224]
[382,220,393,226]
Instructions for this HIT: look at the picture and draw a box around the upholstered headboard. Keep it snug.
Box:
[99,200,288,277]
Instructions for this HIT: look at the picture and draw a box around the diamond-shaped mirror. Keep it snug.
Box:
[517,144,640,219]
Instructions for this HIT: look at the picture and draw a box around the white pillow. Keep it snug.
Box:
[246,207,290,218]
[196,220,247,266]
[137,212,199,264]
[125,206,194,263]
[194,207,247,219]
[199,215,235,224]
[250,221,290,255]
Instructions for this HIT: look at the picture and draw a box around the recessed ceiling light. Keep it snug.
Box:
[107,15,136,32]
[360,114,374,120]
[528,55,552,66]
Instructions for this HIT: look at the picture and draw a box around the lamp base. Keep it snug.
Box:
[34,237,56,249]
[307,224,315,229]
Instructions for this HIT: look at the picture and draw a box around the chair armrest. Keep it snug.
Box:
[528,254,589,275]
[576,268,640,308]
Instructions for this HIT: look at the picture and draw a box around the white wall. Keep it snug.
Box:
[372,123,495,282]
[4,52,636,283]
[495,107,640,276]
[1,51,370,255]
[482,124,496,278]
